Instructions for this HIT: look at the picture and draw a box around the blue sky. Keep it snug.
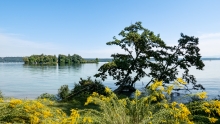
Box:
[0,0,220,58]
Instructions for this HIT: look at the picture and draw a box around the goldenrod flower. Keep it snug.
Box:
[70,109,80,123]
[83,117,93,123]
[131,100,136,105]
[85,96,93,105]
[205,109,211,114]
[166,85,174,95]
[42,111,52,118]
[135,90,141,97]
[151,96,157,101]
[9,99,22,108]
[163,104,169,108]
[92,92,99,97]
[150,80,163,90]
[209,117,218,123]
[202,102,209,107]
[197,92,207,99]
[105,87,111,94]
[177,78,187,85]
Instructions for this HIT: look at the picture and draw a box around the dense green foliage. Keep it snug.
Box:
[68,77,106,101]
[23,54,99,65]
[0,90,3,98]
[58,54,98,65]
[52,77,106,102]
[37,93,58,101]
[95,22,205,93]
[58,85,70,101]
[23,54,57,65]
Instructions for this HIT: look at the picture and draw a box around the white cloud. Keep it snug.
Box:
[198,33,220,57]
[1,32,219,58]
[199,33,220,39]
[0,33,61,57]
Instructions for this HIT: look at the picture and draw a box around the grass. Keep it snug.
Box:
[51,99,99,116]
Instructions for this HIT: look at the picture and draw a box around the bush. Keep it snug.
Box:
[58,85,70,101]
[68,77,106,101]
[187,100,220,124]
[0,90,3,98]
[37,93,57,101]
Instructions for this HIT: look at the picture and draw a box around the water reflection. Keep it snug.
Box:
[0,61,220,99]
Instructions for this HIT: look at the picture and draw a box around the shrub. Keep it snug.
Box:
[68,77,106,101]
[82,80,194,124]
[0,90,3,98]
[58,85,70,101]
[0,99,68,123]
[187,100,220,124]
[37,93,57,101]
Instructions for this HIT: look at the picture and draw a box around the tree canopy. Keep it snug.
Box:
[23,54,99,65]
[95,22,205,94]
[23,54,57,65]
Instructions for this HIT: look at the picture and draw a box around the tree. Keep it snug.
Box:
[95,22,205,94]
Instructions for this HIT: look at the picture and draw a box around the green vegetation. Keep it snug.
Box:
[95,22,205,94]
[58,54,98,65]
[23,54,57,65]
[23,54,99,65]
[1,79,220,124]
[50,77,107,102]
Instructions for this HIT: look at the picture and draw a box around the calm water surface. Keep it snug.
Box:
[0,61,220,99]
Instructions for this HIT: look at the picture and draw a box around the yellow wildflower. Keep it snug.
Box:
[131,100,136,105]
[209,117,218,123]
[202,102,209,107]
[85,96,92,105]
[171,102,177,109]
[30,115,39,124]
[160,94,165,99]
[150,80,163,90]
[178,103,191,119]
[70,109,80,123]
[119,99,127,107]
[135,90,141,97]
[163,104,169,108]
[9,99,22,108]
[83,117,93,123]
[197,92,207,99]
[205,109,211,114]
[166,85,174,95]
[105,87,111,94]
[213,100,220,108]
[158,86,164,91]
[0,98,3,103]
[42,111,52,118]
[92,92,99,97]
[36,102,43,108]
[177,78,187,85]
[151,96,157,101]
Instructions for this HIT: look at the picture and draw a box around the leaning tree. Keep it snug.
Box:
[95,22,205,94]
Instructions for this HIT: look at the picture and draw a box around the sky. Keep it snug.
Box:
[0,0,220,58]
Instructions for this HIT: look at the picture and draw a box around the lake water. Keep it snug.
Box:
[0,61,220,99]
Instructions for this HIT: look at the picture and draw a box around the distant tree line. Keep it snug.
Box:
[23,54,99,65]
[0,57,23,62]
